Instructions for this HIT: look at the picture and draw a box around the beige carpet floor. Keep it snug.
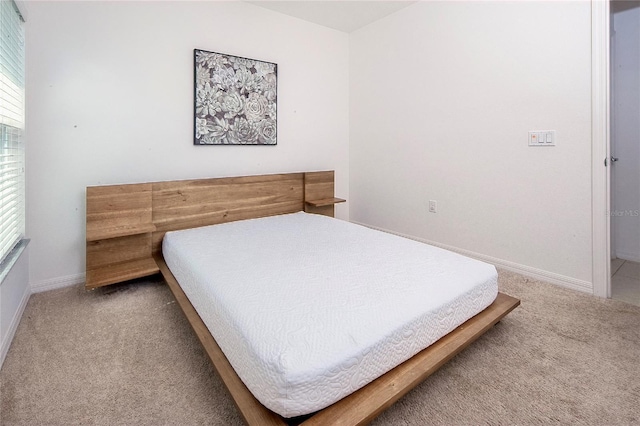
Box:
[1,269,639,425]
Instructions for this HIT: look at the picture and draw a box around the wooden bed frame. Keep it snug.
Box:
[85,170,520,425]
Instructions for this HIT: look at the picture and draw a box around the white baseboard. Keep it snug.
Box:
[614,251,640,263]
[0,283,30,369]
[352,221,594,295]
[31,273,85,293]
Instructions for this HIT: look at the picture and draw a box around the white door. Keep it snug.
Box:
[611,2,640,263]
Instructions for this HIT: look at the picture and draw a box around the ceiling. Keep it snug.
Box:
[246,1,417,33]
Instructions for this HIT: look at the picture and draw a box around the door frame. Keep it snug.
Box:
[592,0,611,298]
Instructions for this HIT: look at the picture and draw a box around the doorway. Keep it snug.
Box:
[610,1,640,306]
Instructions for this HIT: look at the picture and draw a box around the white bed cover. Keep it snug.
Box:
[163,212,498,417]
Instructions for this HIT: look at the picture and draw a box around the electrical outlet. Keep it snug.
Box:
[429,200,437,213]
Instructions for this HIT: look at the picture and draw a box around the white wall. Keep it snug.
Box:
[25,1,349,290]
[350,1,593,290]
[611,3,640,262]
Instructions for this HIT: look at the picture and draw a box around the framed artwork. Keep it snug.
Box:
[194,49,277,145]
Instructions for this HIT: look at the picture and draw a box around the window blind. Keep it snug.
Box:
[0,0,25,264]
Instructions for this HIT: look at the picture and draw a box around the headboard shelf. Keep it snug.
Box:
[85,171,343,289]
[305,197,346,208]
[86,223,157,242]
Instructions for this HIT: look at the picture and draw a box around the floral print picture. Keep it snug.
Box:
[194,49,277,145]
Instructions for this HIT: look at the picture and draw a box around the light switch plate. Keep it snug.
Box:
[529,130,555,146]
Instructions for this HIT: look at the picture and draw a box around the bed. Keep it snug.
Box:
[85,170,519,425]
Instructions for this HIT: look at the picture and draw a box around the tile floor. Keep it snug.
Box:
[611,259,640,306]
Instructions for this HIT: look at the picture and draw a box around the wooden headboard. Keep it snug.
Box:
[85,171,343,289]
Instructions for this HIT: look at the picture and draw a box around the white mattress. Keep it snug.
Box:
[162,212,498,417]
